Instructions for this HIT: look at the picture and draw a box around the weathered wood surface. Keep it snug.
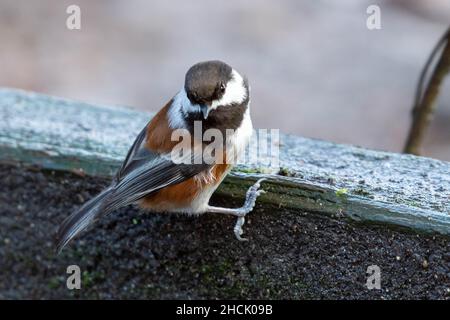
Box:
[1,88,449,235]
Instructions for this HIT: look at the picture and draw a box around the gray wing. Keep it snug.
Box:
[105,123,210,210]
[56,123,209,252]
[115,124,153,181]
[105,154,209,212]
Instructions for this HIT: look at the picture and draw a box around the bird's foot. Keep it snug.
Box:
[233,178,266,241]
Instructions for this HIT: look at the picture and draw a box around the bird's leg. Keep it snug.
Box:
[207,178,266,241]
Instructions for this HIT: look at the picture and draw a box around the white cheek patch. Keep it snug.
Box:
[227,105,253,162]
[211,69,247,110]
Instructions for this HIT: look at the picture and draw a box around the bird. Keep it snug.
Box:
[55,60,265,252]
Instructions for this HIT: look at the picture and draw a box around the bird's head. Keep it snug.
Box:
[183,60,248,119]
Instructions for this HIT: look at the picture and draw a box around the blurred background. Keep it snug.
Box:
[0,0,449,159]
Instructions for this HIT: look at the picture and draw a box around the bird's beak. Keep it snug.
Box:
[200,104,210,119]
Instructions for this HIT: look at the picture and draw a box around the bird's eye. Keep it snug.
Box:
[219,83,226,94]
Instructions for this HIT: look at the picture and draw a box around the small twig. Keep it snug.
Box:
[404,26,450,155]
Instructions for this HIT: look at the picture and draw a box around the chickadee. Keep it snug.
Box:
[56,60,265,252]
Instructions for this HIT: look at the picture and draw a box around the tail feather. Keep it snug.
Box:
[55,188,114,253]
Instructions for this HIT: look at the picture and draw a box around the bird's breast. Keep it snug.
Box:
[140,101,252,214]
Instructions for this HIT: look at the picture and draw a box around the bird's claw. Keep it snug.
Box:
[234,216,248,241]
[233,178,266,241]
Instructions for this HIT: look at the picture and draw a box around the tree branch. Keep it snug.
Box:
[404,26,450,155]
